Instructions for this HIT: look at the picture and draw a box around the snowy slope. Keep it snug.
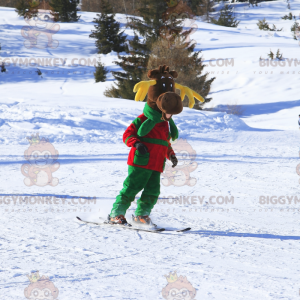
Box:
[1,2,300,299]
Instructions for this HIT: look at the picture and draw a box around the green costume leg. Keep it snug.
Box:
[135,170,161,216]
[110,165,153,217]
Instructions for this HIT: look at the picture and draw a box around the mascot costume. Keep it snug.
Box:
[109,65,204,226]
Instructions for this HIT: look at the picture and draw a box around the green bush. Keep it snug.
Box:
[281,12,293,20]
[257,18,282,31]
[211,5,240,28]
[94,59,108,82]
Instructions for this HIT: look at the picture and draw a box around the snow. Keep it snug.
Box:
[0,2,300,299]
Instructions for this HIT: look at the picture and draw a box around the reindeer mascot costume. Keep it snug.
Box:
[109,65,204,226]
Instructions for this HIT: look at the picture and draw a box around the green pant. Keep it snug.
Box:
[110,165,161,217]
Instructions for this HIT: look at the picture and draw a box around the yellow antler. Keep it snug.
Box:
[133,80,157,101]
[175,83,205,108]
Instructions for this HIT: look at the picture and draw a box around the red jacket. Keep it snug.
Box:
[123,114,175,173]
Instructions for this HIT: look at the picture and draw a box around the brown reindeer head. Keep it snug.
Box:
[147,65,183,121]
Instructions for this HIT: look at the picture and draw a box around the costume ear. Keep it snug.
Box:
[147,69,160,79]
[169,71,178,78]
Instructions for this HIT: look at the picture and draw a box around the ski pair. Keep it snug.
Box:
[76,217,191,233]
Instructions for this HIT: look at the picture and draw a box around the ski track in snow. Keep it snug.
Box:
[1,2,300,299]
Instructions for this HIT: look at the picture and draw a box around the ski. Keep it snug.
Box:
[77,217,191,233]
[129,215,191,233]
[171,227,191,233]
[76,217,165,233]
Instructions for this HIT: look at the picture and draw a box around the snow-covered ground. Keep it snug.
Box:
[1,2,300,299]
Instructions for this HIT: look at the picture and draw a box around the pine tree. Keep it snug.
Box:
[15,0,38,18]
[104,35,147,99]
[1,62,6,73]
[106,0,214,104]
[89,0,127,55]
[15,0,30,17]
[94,58,108,82]
[291,20,300,40]
[50,0,80,22]
[257,18,282,31]
[105,0,167,100]
[267,49,274,60]
[211,5,240,28]
[187,0,214,17]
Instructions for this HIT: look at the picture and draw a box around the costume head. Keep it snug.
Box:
[133,65,205,114]
[147,65,183,121]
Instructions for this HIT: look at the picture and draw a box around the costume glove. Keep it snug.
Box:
[134,142,148,155]
[170,154,178,168]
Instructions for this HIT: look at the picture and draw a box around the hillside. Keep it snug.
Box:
[0,3,300,299]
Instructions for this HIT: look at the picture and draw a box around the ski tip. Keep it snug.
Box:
[76,216,82,221]
[176,227,191,232]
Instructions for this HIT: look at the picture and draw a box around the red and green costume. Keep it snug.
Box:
[110,103,178,217]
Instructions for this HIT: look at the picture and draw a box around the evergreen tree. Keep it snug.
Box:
[257,18,282,31]
[291,20,300,39]
[15,0,30,17]
[94,58,108,82]
[187,0,214,16]
[105,0,168,100]
[15,0,38,19]
[1,62,6,73]
[106,0,214,104]
[89,0,127,55]
[104,35,147,99]
[211,5,240,28]
[50,0,80,22]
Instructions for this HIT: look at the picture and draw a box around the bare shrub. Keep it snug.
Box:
[146,39,215,109]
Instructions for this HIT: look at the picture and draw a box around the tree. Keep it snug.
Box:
[211,5,240,28]
[291,20,300,40]
[105,0,167,100]
[105,0,214,105]
[15,0,38,18]
[267,49,274,60]
[188,0,214,17]
[147,39,215,109]
[50,0,80,22]
[94,58,108,82]
[89,0,127,55]
[257,18,282,31]
[15,0,30,17]
[282,12,293,20]
[104,35,148,99]
[1,62,6,73]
